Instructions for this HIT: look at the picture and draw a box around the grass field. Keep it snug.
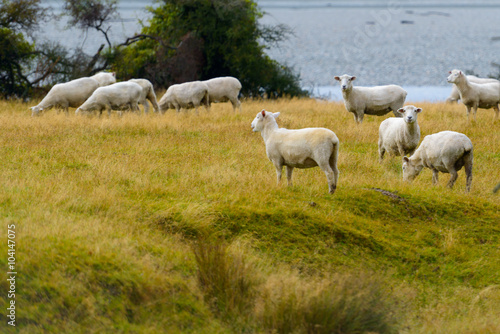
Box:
[0,98,499,333]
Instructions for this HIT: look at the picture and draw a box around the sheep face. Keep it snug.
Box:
[397,105,422,124]
[402,156,423,182]
[334,74,356,91]
[30,106,42,116]
[251,109,279,132]
[447,69,463,84]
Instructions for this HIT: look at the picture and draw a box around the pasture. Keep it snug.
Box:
[0,98,498,333]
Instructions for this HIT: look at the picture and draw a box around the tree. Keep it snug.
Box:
[0,0,45,98]
[63,0,118,49]
[109,0,305,97]
[0,0,108,98]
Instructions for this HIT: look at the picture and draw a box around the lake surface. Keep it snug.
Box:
[36,0,500,102]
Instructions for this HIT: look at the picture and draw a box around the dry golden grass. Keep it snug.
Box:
[0,97,498,333]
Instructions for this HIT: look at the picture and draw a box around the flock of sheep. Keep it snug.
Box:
[253,70,485,194]
[30,73,242,116]
[31,68,494,194]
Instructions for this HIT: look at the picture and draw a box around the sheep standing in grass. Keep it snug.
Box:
[128,78,159,113]
[446,75,499,103]
[334,74,407,124]
[378,105,422,162]
[75,82,142,116]
[447,69,500,121]
[202,76,242,112]
[158,81,209,113]
[402,131,473,192]
[30,72,116,116]
[251,109,340,194]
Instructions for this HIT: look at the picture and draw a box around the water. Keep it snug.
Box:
[36,0,500,102]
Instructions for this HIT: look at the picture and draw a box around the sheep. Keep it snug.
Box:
[158,81,209,113]
[30,72,116,116]
[446,75,499,103]
[402,131,473,192]
[90,72,117,87]
[447,69,500,121]
[31,78,99,116]
[334,74,407,124]
[75,81,142,116]
[378,105,422,162]
[202,76,242,112]
[251,109,340,194]
[128,78,159,113]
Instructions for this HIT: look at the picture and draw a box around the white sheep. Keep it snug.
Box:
[202,76,242,112]
[90,72,117,87]
[158,81,209,113]
[447,69,500,121]
[75,81,142,116]
[446,75,499,103]
[251,109,340,194]
[378,105,422,162]
[402,131,473,192]
[128,78,159,113]
[30,72,116,116]
[334,74,407,124]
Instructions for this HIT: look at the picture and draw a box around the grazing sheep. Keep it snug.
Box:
[334,74,407,124]
[75,82,142,116]
[447,69,500,121]
[30,78,100,116]
[202,76,242,112]
[251,109,340,194]
[30,72,116,116]
[402,131,473,192]
[90,72,116,87]
[158,81,209,113]
[378,105,422,162]
[128,78,159,113]
[446,75,499,103]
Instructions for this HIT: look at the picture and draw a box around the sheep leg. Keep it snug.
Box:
[319,162,337,194]
[446,167,458,189]
[494,105,499,121]
[432,169,439,184]
[273,161,283,185]
[132,102,140,113]
[286,166,294,186]
[356,113,364,124]
[143,100,150,114]
[378,144,385,162]
[465,105,471,120]
[464,152,473,193]
[230,98,241,112]
[472,106,478,121]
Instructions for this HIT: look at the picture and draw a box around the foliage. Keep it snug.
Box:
[0,0,45,98]
[0,0,111,98]
[109,0,306,97]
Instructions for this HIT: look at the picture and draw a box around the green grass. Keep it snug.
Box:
[0,98,499,333]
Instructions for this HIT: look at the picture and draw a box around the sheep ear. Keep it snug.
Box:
[261,109,266,117]
[334,76,340,81]
[415,108,422,113]
[273,112,280,119]
[397,108,404,114]
[403,156,410,163]
[449,71,452,74]
[350,76,356,81]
